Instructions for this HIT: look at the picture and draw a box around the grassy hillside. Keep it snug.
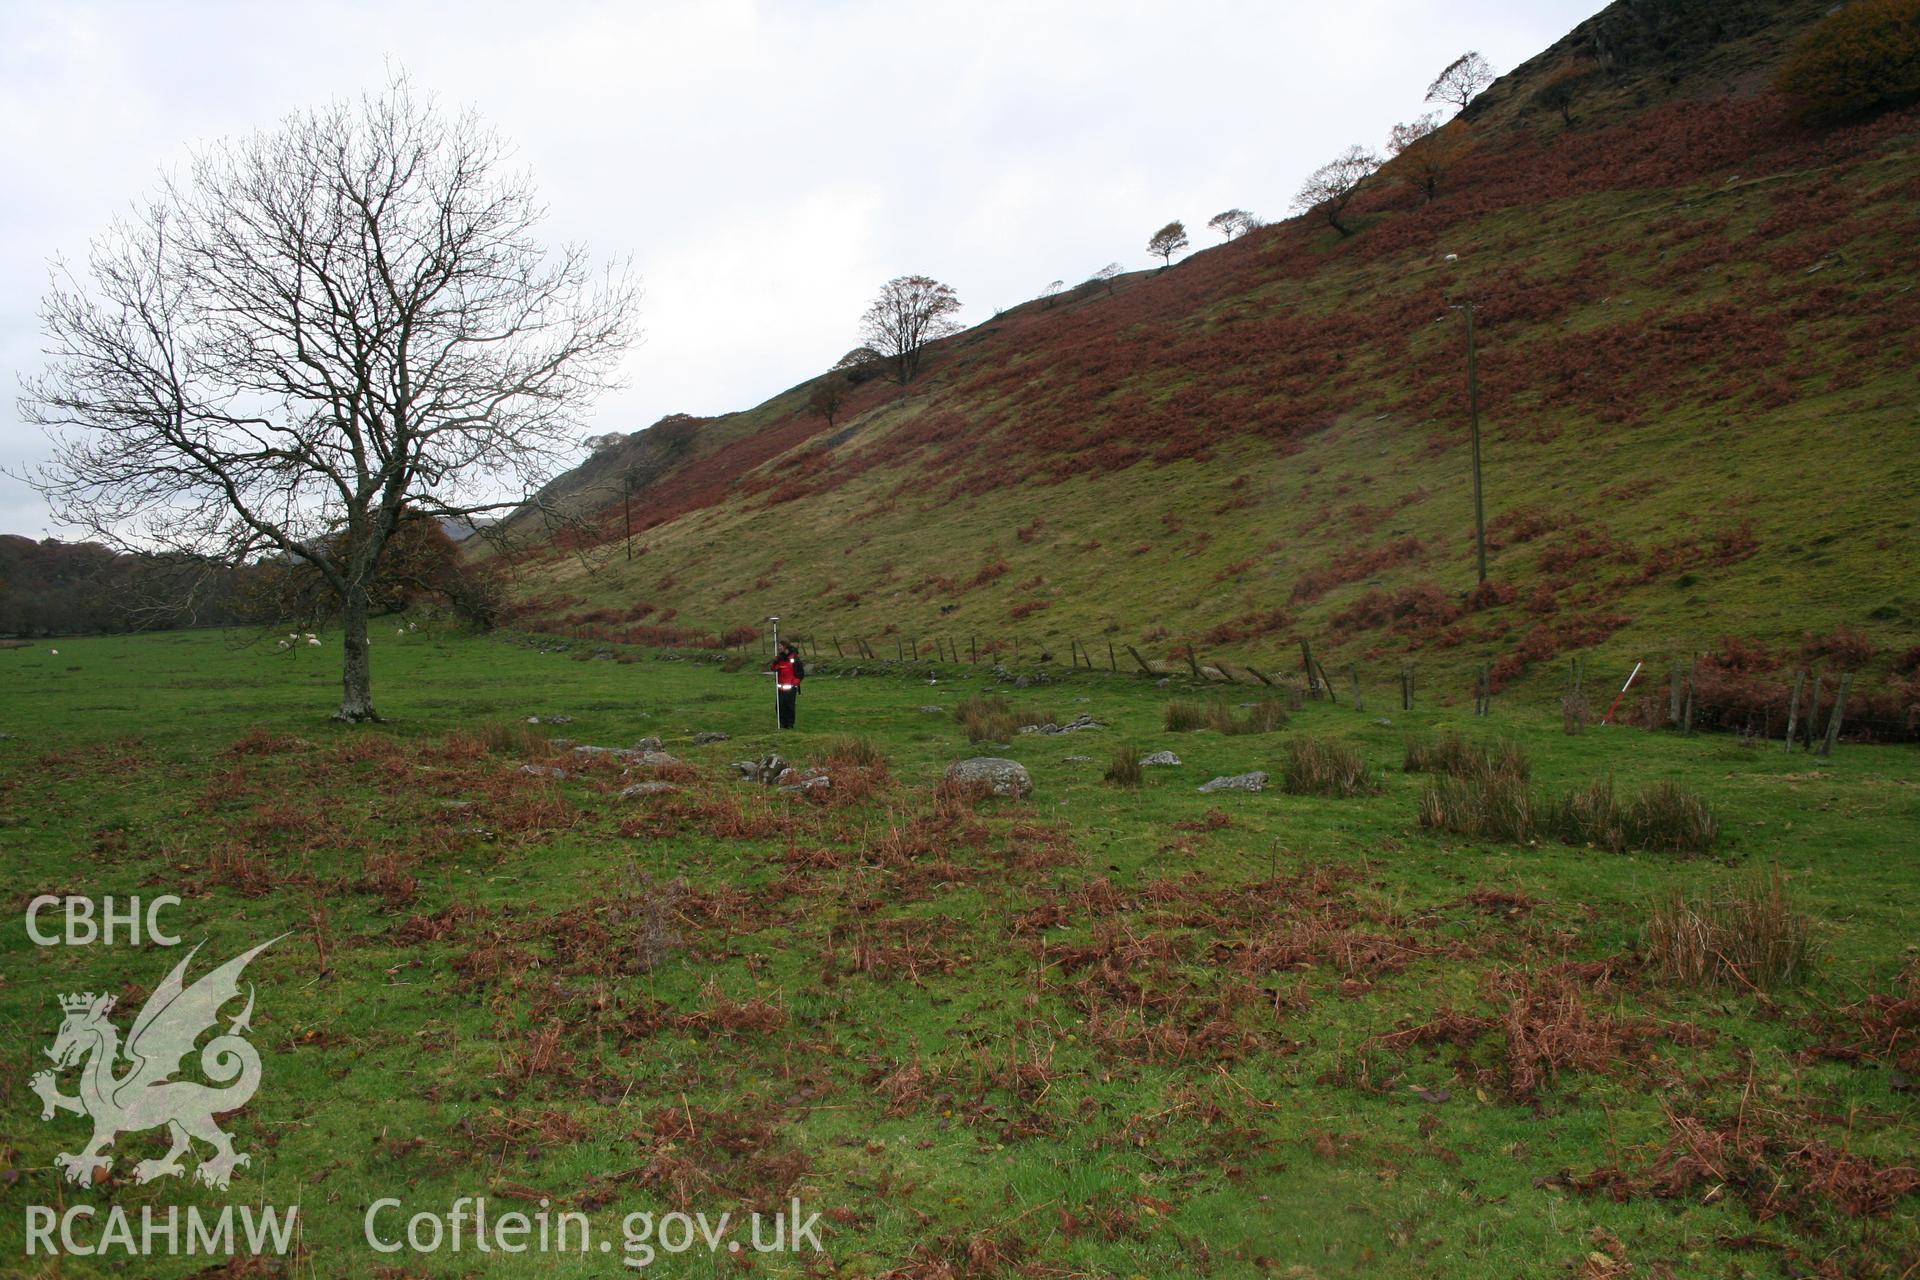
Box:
[499,0,1920,727]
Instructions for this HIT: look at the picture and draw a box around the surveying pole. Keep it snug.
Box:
[768,616,781,728]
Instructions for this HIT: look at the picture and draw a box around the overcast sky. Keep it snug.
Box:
[0,0,1602,538]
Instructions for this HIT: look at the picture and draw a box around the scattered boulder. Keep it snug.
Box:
[732,754,789,784]
[520,764,570,780]
[1141,750,1181,767]
[620,781,678,799]
[634,735,665,751]
[636,750,682,768]
[1155,678,1172,689]
[548,737,577,751]
[1019,712,1102,736]
[693,731,731,745]
[919,705,945,714]
[945,757,1033,798]
[1198,771,1267,794]
[1063,754,1094,763]
[526,714,574,725]
[776,767,832,794]
[1013,676,1031,689]
[572,744,634,759]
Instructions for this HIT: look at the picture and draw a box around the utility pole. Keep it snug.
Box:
[1464,300,1487,585]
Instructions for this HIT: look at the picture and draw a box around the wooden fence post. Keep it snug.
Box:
[1669,659,1683,726]
[1350,665,1363,712]
[1107,640,1117,672]
[1245,665,1274,687]
[1804,675,1824,751]
[1681,657,1697,735]
[1782,670,1805,751]
[1125,644,1156,676]
[1819,672,1852,757]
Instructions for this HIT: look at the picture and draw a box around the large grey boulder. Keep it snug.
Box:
[694,731,731,744]
[1198,771,1267,794]
[1141,750,1181,767]
[945,757,1033,798]
[620,781,678,798]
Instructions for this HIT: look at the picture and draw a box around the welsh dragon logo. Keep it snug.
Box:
[31,937,282,1190]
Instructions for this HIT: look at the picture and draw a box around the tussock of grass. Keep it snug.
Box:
[1419,769,1537,844]
[1404,730,1532,781]
[475,719,553,756]
[1280,737,1381,797]
[1421,770,1719,854]
[817,735,887,768]
[954,695,1056,743]
[1104,743,1144,788]
[1647,867,1814,989]
[1164,699,1288,735]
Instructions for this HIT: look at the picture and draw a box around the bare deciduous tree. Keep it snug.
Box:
[1147,220,1189,265]
[1291,146,1381,236]
[1040,278,1065,307]
[1387,112,1442,156]
[859,276,962,384]
[20,78,639,721]
[1207,209,1257,241]
[1427,51,1496,112]
[1084,263,1122,296]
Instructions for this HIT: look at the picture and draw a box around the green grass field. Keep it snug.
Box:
[2,627,1916,1277]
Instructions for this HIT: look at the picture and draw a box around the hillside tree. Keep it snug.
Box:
[1427,51,1496,111]
[1291,146,1381,236]
[859,276,962,384]
[1532,60,1600,126]
[1387,112,1442,155]
[1387,117,1473,203]
[1147,220,1189,265]
[808,373,849,426]
[1207,208,1257,240]
[1085,262,1122,296]
[21,78,639,722]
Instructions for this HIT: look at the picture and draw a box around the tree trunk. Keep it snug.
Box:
[334,583,380,722]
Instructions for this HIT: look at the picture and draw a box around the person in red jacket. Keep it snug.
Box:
[770,641,805,729]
